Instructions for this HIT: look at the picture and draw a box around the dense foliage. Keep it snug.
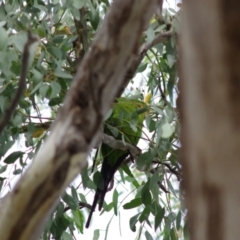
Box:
[0,0,184,239]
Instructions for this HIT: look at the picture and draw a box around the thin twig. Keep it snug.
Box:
[64,201,92,212]
[0,31,38,133]
[152,160,181,180]
[157,76,168,106]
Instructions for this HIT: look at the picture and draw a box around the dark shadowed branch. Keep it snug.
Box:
[0,32,38,134]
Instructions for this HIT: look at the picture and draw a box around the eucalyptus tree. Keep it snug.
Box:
[0,1,181,239]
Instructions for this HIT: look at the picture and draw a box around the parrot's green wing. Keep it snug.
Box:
[103,97,147,161]
[86,98,147,228]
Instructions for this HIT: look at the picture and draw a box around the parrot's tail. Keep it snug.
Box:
[85,189,101,228]
[86,152,130,228]
[98,152,130,211]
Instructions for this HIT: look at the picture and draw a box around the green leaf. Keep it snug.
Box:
[156,120,163,145]
[71,186,79,205]
[54,71,73,79]
[81,168,91,189]
[121,164,134,178]
[146,26,155,42]
[136,151,153,171]
[146,115,157,133]
[168,212,176,223]
[119,168,125,184]
[79,193,87,204]
[165,104,175,122]
[170,228,177,240]
[50,215,71,239]
[130,111,138,132]
[112,189,118,216]
[104,109,113,121]
[176,211,182,230]
[62,231,73,240]
[56,202,65,217]
[139,206,150,223]
[0,178,4,192]
[135,107,148,115]
[32,68,42,81]
[93,229,100,240]
[19,99,31,109]
[145,230,154,240]
[50,81,61,98]
[30,82,42,95]
[0,165,7,174]
[52,35,65,44]
[166,178,178,197]
[47,46,62,59]
[169,8,177,14]
[129,213,140,232]
[1,141,14,158]
[62,192,77,210]
[155,206,165,231]
[0,95,5,112]
[39,84,49,99]
[150,172,161,189]
[11,32,27,52]
[0,27,8,50]
[123,198,142,209]
[137,62,148,73]
[72,0,87,9]
[108,126,118,138]
[72,209,84,234]
[4,151,24,164]
[48,97,62,106]
[141,181,152,205]
[104,202,113,212]
[155,24,167,33]
[90,10,100,30]
[0,21,6,27]
[13,169,22,175]
[161,121,174,139]
[167,73,176,102]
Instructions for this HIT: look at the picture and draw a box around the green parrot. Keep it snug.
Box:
[85,97,147,228]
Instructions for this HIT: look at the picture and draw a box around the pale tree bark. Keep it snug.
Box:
[0,1,159,239]
[180,0,240,239]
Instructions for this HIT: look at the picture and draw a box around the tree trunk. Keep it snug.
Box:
[180,0,240,239]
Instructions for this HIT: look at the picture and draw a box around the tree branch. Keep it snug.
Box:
[102,133,141,158]
[0,32,38,134]
[141,30,173,53]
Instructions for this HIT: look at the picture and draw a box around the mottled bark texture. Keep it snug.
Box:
[0,1,158,240]
[180,0,240,239]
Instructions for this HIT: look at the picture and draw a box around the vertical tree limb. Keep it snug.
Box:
[180,0,240,239]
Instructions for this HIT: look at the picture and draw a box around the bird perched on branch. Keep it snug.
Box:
[85,97,148,228]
